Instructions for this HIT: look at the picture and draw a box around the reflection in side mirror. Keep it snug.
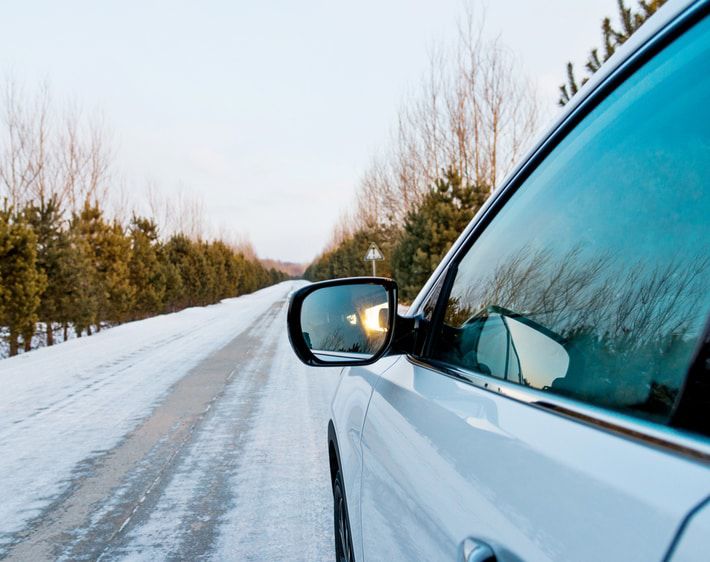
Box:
[287,278,397,367]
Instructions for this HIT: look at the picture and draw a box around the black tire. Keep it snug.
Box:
[333,470,355,562]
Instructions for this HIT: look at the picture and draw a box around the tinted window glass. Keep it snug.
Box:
[421,274,446,322]
[434,17,710,425]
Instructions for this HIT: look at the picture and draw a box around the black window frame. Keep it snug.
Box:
[407,1,710,460]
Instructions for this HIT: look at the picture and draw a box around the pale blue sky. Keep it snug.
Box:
[0,1,616,262]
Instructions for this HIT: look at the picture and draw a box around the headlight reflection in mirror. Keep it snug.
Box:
[300,283,389,360]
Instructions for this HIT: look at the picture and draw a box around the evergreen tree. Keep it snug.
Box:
[129,216,166,319]
[64,220,99,338]
[160,251,185,313]
[392,168,487,301]
[163,234,203,308]
[559,0,667,106]
[233,252,257,295]
[198,240,219,304]
[101,222,135,324]
[72,201,134,329]
[206,240,241,300]
[224,249,244,296]
[0,196,284,355]
[0,206,46,355]
[23,196,74,345]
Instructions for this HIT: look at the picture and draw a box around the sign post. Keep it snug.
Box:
[364,243,384,276]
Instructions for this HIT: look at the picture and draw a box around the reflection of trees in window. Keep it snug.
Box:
[445,246,612,329]
[441,245,709,421]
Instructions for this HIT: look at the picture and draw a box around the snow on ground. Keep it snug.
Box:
[104,284,338,561]
[212,315,337,561]
[0,322,86,359]
[0,280,339,558]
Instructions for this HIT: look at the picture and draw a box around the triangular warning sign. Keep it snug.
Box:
[364,243,384,261]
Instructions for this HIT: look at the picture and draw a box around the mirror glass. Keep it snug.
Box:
[300,283,390,362]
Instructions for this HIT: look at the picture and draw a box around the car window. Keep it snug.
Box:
[432,16,710,427]
[421,273,446,322]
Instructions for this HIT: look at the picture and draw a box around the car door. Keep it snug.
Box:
[359,9,710,562]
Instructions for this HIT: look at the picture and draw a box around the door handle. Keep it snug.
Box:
[460,537,496,562]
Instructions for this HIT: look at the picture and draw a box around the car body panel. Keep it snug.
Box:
[359,359,710,561]
[329,355,401,562]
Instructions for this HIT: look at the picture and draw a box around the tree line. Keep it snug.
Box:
[305,7,538,301]
[0,83,287,357]
[304,168,487,302]
[307,1,662,302]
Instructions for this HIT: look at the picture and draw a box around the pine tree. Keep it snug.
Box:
[64,220,99,338]
[0,211,9,351]
[72,201,134,328]
[129,216,166,319]
[0,206,46,355]
[163,234,203,308]
[23,196,74,345]
[160,251,185,313]
[559,0,667,106]
[207,240,240,300]
[100,221,135,325]
[198,240,218,305]
[232,252,255,295]
[392,168,487,301]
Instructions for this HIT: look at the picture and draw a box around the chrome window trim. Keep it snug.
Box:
[406,355,710,464]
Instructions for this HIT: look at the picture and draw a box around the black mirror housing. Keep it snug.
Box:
[287,277,399,367]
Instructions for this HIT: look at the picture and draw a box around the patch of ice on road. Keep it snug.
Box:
[0,281,306,553]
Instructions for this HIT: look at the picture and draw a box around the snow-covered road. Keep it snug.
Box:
[0,281,339,561]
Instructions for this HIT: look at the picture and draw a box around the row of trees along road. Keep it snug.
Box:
[307,0,665,302]
[0,83,287,357]
[305,8,538,301]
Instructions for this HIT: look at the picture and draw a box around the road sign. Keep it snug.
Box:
[364,243,384,276]
[364,243,384,261]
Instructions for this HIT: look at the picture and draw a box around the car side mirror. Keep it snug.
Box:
[287,278,399,366]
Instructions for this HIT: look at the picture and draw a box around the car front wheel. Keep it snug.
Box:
[334,469,354,562]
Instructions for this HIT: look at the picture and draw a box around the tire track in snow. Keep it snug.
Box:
[4,315,220,433]
[99,305,285,561]
[4,300,285,561]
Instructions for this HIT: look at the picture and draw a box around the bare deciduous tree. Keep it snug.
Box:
[0,79,113,214]
[349,6,540,231]
[59,106,112,212]
[0,80,52,206]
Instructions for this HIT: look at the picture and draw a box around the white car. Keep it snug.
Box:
[288,1,710,560]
